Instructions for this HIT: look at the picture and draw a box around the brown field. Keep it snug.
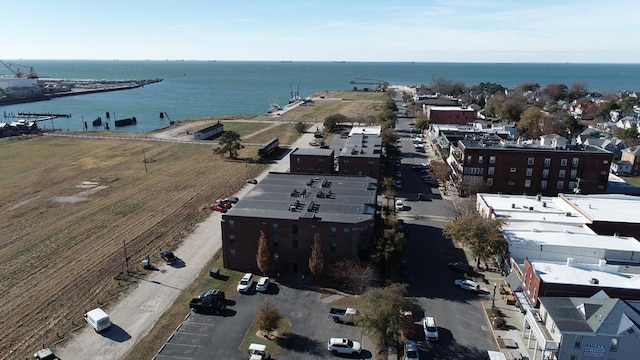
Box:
[0,91,386,359]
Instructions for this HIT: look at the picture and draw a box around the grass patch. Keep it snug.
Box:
[239,317,292,356]
[220,121,272,138]
[620,175,640,187]
[329,295,363,308]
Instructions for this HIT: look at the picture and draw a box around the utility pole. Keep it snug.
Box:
[143,150,148,173]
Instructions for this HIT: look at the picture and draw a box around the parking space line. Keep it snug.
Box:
[175,331,208,336]
[164,342,200,348]
[153,354,193,360]
[184,321,217,327]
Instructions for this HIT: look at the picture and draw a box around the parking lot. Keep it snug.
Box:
[155,283,372,359]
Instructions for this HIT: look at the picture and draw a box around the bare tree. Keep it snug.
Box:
[256,299,283,339]
[308,231,324,276]
[256,230,272,275]
[329,259,378,294]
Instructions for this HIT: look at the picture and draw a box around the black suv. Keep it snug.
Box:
[447,261,474,275]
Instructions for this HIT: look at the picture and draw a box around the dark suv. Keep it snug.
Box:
[447,261,474,275]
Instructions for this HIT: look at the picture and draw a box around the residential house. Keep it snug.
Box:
[620,145,640,175]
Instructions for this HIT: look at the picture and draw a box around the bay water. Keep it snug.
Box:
[2,60,639,132]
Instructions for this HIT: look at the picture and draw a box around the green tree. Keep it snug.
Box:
[256,230,272,275]
[358,284,417,350]
[563,114,582,137]
[324,114,347,133]
[623,126,639,140]
[442,215,506,269]
[414,114,429,134]
[371,228,405,276]
[256,299,283,339]
[517,106,543,138]
[308,231,324,276]
[213,131,244,159]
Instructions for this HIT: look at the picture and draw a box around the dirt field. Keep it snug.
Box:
[0,92,385,359]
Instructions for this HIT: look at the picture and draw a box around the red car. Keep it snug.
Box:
[210,203,228,212]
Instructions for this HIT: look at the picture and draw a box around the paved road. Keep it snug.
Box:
[392,107,495,359]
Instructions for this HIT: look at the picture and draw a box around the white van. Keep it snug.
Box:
[486,350,507,360]
[423,316,439,341]
[84,307,111,332]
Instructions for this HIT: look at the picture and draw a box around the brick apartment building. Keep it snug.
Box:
[426,105,475,125]
[221,172,377,274]
[337,133,382,179]
[449,137,613,196]
[289,148,334,174]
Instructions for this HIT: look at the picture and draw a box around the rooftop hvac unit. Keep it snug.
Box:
[565,212,572,217]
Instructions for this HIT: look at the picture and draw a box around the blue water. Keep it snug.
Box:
[2,60,640,132]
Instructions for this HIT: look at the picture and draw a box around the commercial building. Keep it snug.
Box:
[451,137,613,196]
[425,105,475,125]
[522,293,640,360]
[221,172,377,274]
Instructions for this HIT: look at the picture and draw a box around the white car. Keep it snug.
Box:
[327,337,361,355]
[256,276,270,292]
[423,316,439,341]
[237,273,254,293]
[454,279,480,292]
[395,199,404,211]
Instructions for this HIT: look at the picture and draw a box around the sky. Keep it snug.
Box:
[4,0,640,63]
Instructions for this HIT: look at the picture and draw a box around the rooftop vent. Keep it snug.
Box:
[511,203,516,209]
[565,212,572,217]
[567,258,574,267]
[589,278,599,284]
[542,202,547,207]
[529,206,534,211]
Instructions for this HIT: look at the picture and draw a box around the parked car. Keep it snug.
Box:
[33,348,59,360]
[256,276,270,292]
[247,178,258,184]
[210,203,228,212]
[404,340,419,360]
[397,219,407,233]
[309,141,320,146]
[198,289,225,300]
[237,273,254,293]
[189,294,226,314]
[395,199,404,211]
[160,249,177,264]
[423,316,439,341]
[327,337,362,355]
[227,196,239,204]
[455,279,480,292]
[328,307,358,325]
[448,261,474,275]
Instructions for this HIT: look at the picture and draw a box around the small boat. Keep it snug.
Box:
[114,117,137,127]
[92,117,102,126]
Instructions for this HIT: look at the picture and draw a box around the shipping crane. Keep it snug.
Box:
[0,60,38,78]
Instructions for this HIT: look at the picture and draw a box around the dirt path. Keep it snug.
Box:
[55,122,321,360]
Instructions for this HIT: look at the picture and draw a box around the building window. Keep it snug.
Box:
[478,156,483,164]
[272,223,278,233]
[541,180,548,190]
[331,242,336,252]
[272,238,279,248]
[570,356,577,360]
[343,227,350,237]
[510,167,517,173]
[487,178,493,186]
[330,226,337,236]
[610,338,618,352]
[559,170,566,178]
[273,253,279,262]
[292,239,298,249]
[525,179,531,188]
[229,235,235,244]
[467,155,472,164]
[572,158,579,167]
[544,158,551,167]
[343,159,349,164]
[489,156,496,164]
[574,335,582,348]
[560,158,568,166]
[230,249,236,258]
[542,169,549,179]
[557,181,564,189]
[603,160,609,164]
[601,171,607,175]
[508,181,515,186]
[292,224,298,234]
[296,158,300,164]
[368,160,375,166]
[570,169,577,179]
[526,168,533,177]
[527,157,534,165]
[568,181,575,189]
[228,220,234,230]
[488,167,495,175]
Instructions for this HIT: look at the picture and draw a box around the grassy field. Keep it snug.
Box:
[0,90,388,359]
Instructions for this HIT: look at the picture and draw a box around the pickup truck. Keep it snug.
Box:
[328,307,358,325]
[189,294,226,314]
[34,348,59,360]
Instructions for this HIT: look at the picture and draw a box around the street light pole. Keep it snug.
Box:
[492,283,498,308]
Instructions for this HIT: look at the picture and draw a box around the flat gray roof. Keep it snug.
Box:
[291,148,334,156]
[460,139,611,153]
[340,134,382,158]
[225,172,377,223]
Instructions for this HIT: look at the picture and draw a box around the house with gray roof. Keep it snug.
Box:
[524,293,640,360]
